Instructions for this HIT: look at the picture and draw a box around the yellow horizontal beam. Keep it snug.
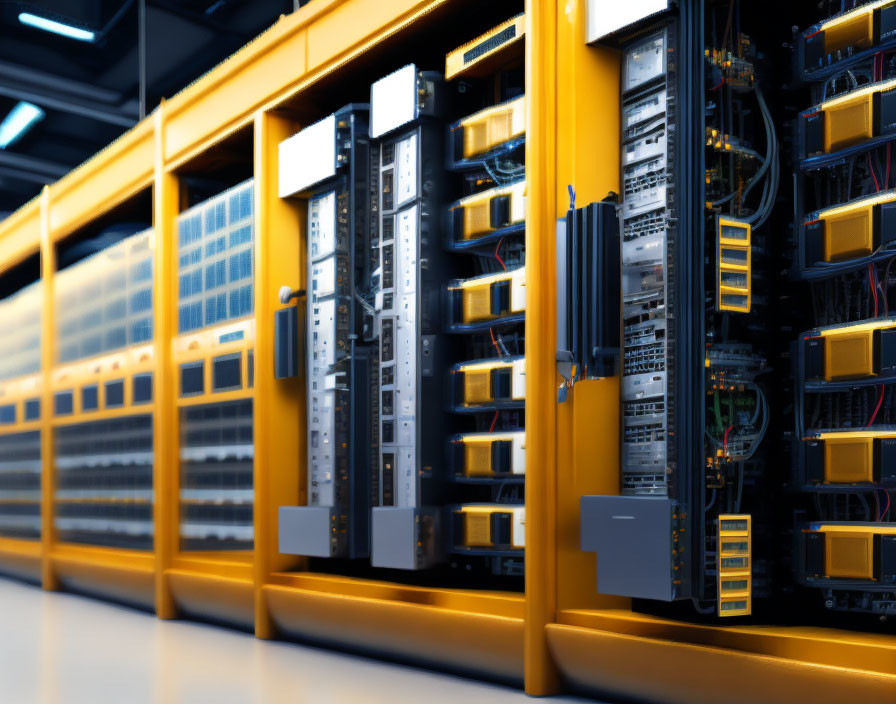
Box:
[162,0,448,170]
[48,119,154,242]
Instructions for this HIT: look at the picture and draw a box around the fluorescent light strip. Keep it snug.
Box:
[19,12,95,42]
[0,103,45,149]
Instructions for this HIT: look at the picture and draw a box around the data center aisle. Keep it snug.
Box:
[0,578,595,704]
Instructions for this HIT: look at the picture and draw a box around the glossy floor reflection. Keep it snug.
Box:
[0,577,597,704]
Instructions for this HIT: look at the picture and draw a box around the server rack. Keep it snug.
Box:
[0,0,889,701]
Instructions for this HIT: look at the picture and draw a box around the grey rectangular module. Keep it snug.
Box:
[279,506,336,558]
[371,506,441,571]
[580,495,676,601]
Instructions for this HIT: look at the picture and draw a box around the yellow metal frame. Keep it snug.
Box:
[0,0,890,701]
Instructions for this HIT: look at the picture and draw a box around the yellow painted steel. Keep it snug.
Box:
[524,0,558,695]
[153,103,178,620]
[0,198,40,277]
[38,186,58,592]
[252,110,304,639]
[0,0,892,701]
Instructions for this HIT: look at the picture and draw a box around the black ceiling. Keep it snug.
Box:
[0,0,309,216]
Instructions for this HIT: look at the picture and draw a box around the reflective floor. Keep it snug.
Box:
[0,577,597,704]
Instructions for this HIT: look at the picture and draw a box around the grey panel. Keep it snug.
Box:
[580,495,675,601]
[371,506,441,570]
[278,506,334,558]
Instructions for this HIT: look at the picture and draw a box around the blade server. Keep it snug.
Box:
[278,105,375,559]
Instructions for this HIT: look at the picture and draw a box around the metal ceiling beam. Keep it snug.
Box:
[0,165,56,186]
[0,81,137,127]
[0,60,123,105]
[0,152,71,184]
[0,60,137,127]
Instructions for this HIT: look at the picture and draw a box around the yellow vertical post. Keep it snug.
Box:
[554,1,625,612]
[153,102,179,619]
[252,110,304,639]
[524,0,560,695]
[39,185,59,591]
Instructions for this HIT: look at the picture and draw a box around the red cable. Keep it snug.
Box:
[489,327,502,357]
[870,263,879,317]
[884,142,890,189]
[869,153,881,192]
[489,410,499,433]
[883,491,892,521]
[868,384,885,427]
[494,237,506,271]
[723,424,733,455]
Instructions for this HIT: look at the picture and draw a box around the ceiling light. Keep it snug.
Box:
[0,103,45,149]
[18,12,96,42]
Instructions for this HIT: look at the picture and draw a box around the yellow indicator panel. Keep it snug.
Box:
[821,203,874,260]
[718,514,751,617]
[454,357,526,407]
[825,90,875,153]
[449,267,525,325]
[815,2,879,55]
[813,77,896,154]
[717,217,751,313]
[827,531,875,580]
[823,327,875,380]
[451,181,526,242]
[454,96,526,160]
[823,434,874,483]
[453,431,525,478]
[810,523,896,580]
[445,15,525,80]
[814,429,896,483]
[455,504,525,548]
